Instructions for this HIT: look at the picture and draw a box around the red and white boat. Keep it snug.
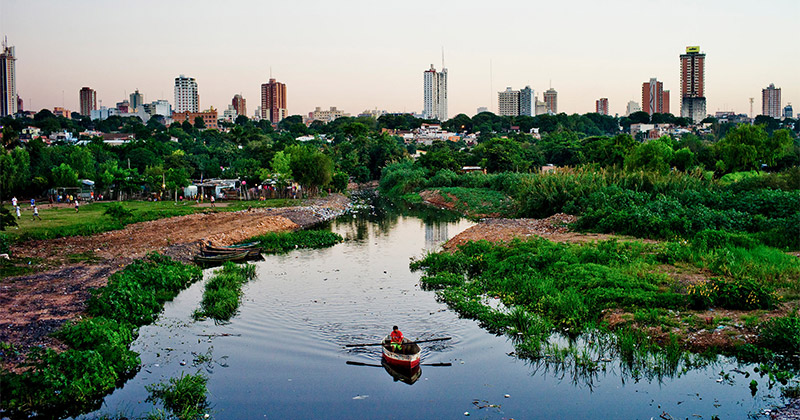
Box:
[381,336,421,368]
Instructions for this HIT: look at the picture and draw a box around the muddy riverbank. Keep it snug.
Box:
[0,194,350,366]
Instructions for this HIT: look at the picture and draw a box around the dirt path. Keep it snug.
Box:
[0,194,350,361]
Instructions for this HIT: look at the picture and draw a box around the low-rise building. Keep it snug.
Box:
[172,108,218,130]
[307,106,349,124]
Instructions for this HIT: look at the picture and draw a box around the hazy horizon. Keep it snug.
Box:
[1,0,797,119]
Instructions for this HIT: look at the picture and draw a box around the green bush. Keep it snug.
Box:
[687,278,777,310]
[759,313,800,357]
[249,230,343,254]
[146,373,210,420]
[194,263,256,321]
[102,202,135,219]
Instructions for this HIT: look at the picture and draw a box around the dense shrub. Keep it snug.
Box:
[249,230,343,253]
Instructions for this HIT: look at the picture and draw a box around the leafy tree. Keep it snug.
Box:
[539,130,582,166]
[193,116,206,129]
[625,137,674,174]
[714,124,769,173]
[628,111,650,124]
[287,146,333,195]
[671,147,696,171]
[51,163,80,187]
[418,142,461,172]
[442,113,473,133]
[473,137,527,172]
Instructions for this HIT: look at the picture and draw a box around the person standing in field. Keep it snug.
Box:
[32,205,41,221]
[210,195,216,208]
[11,197,17,209]
[15,205,21,219]
[74,199,80,212]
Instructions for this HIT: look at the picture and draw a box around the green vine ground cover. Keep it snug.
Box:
[193,263,257,322]
[411,236,800,381]
[0,253,201,419]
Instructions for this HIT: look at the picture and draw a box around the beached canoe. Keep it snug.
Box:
[382,336,421,368]
[193,250,250,265]
[205,241,261,249]
[201,247,261,258]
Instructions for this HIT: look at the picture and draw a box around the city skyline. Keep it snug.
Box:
[0,0,797,119]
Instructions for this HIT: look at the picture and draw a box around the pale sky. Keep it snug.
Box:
[1,0,798,119]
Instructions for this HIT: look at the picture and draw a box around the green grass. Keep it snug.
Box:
[193,263,257,321]
[2,199,294,244]
[431,187,516,217]
[146,372,210,420]
[248,230,343,254]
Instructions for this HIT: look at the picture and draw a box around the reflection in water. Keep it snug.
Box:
[382,360,422,385]
[424,222,449,251]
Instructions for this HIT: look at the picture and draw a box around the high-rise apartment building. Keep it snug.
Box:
[79,87,97,116]
[762,83,781,118]
[261,78,287,123]
[423,64,448,121]
[174,75,199,113]
[232,94,246,118]
[498,87,520,117]
[130,89,144,112]
[543,88,558,114]
[519,86,534,117]
[642,78,670,115]
[626,101,641,116]
[680,46,706,123]
[596,98,609,115]
[0,38,18,117]
[784,104,793,120]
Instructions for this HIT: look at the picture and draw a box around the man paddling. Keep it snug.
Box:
[390,326,404,352]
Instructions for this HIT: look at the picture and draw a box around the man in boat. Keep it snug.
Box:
[390,326,404,352]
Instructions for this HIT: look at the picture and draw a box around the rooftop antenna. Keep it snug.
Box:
[489,59,493,113]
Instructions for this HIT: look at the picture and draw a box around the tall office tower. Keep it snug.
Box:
[642,78,670,115]
[498,87,520,116]
[232,94,247,117]
[784,104,793,120]
[174,75,199,113]
[0,38,18,117]
[543,88,558,114]
[261,78,287,123]
[680,46,706,123]
[519,86,534,116]
[423,64,448,121]
[79,87,97,116]
[626,101,641,116]
[762,83,782,118]
[130,89,144,112]
[596,98,609,115]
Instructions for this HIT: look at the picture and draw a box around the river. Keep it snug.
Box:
[83,200,784,419]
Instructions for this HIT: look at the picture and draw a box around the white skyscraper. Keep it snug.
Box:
[498,87,520,117]
[174,75,199,113]
[423,64,447,121]
[0,38,18,117]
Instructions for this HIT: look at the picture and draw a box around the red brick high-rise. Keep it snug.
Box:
[232,94,246,118]
[79,87,96,116]
[595,98,609,115]
[680,46,706,123]
[261,78,287,123]
[642,78,670,116]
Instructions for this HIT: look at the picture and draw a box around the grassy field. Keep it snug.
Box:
[1,199,295,243]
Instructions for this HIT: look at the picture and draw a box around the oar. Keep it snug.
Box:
[345,337,451,348]
[346,361,452,367]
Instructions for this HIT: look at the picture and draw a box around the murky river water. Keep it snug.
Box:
[83,202,787,419]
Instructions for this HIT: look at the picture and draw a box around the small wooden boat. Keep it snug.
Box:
[382,336,421,369]
[201,247,261,258]
[205,241,260,250]
[193,250,250,265]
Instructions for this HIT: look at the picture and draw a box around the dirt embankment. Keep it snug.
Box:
[443,214,658,251]
[0,194,350,361]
